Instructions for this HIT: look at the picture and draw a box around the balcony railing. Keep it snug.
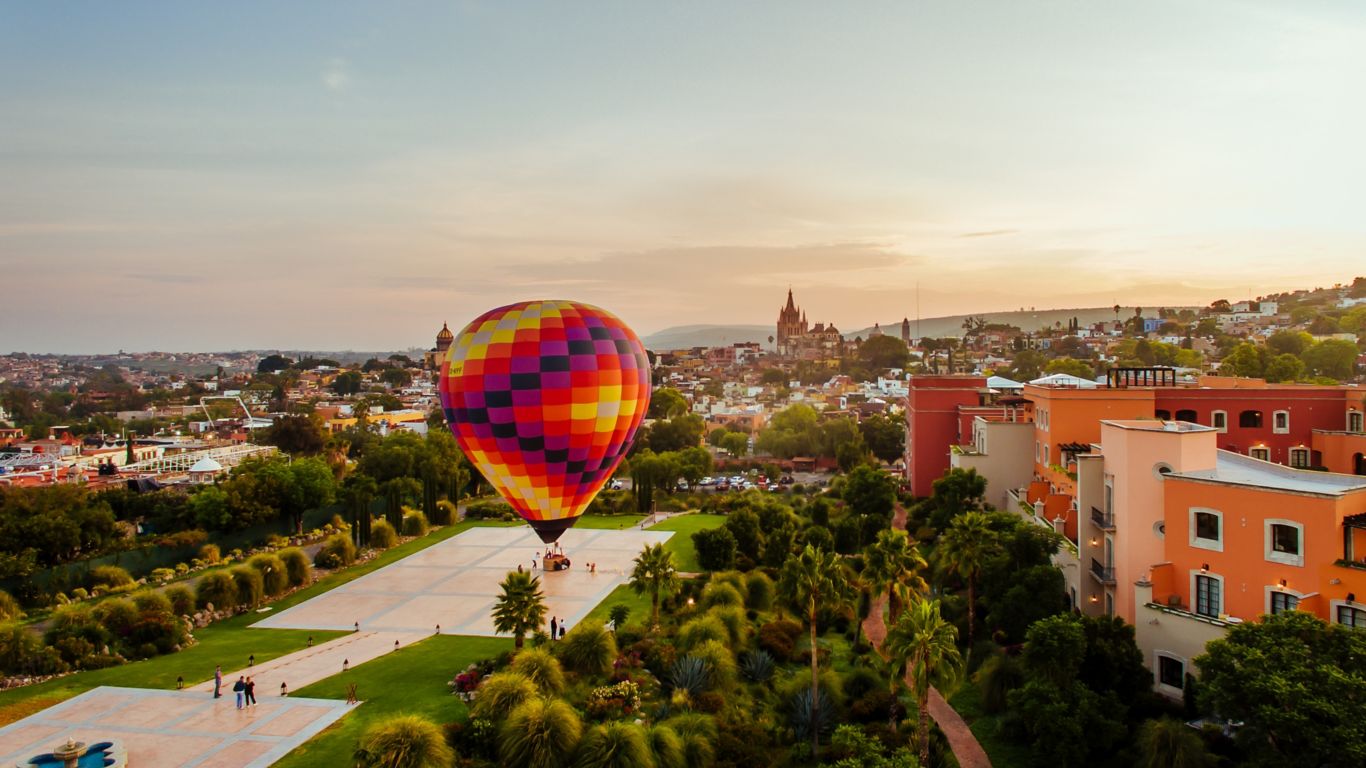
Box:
[1090,506,1114,530]
[1089,558,1115,585]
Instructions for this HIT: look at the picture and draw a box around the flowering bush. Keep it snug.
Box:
[450,665,482,701]
[585,680,641,718]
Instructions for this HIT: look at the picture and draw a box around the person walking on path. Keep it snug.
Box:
[232,676,246,710]
[213,666,222,698]
[244,677,257,707]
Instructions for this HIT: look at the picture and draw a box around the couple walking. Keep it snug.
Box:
[232,675,257,709]
[212,664,257,709]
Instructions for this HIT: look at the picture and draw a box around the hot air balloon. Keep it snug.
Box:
[438,300,652,543]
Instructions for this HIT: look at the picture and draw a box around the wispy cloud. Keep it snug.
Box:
[322,58,350,93]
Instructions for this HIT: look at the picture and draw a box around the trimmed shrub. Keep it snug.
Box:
[500,698,582,768]
[93,597,139,639]
[558,623,617,677]
[677,616,727,652]
[757,618,803,662]
[131,590,172,616]
[402,509,429,537]
[88,565,133,590]
[355,714,454,768]
[0,590,23,621]
[196,541,219,565]
[314,533,357,568]
[510,647,566,694]
[466,499,516,521]
[370,519,398,550]
[688,640,737,691]
[0,622,66,676]
[575,722,652,768]
[661,713,717,768]
[196,571,238,611]
[166,585,196,616]
[277,548,311,587]
[842,667,882,702]
[230,566,264,608]
[248,554,288,596]
[471,671,538,721]
[707,605,747,646]
[432,499,456,526]
[744,571,774,610]
[646,725,685,768]
[700,582,743,609]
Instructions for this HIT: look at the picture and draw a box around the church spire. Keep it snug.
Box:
[785,286,796,312]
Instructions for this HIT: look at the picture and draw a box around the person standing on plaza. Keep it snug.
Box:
[245,676,257,707]
[232,676,246,709]
[213,665,222,698]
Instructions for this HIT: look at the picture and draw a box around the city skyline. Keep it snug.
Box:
[5,1,1366,352]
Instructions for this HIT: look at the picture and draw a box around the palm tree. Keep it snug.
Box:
[630,543,679,630]
[1136,717,1213,768]
[864,528,928,623]
[777,544,853,754]
[937,511,997,647]
[493,570,548,649]
[886,599,963,767]
[500,697,582,768]
[354,714,455,768]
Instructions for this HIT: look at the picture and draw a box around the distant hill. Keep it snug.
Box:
[846,306,1199,340]
[641,324,773,350]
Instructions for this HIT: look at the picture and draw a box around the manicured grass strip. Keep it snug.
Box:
[947,679,1030,768]
[573,514,648,530]
[580,583,653,631]
[648,513,727,572]
[0,519,516,723]
[273,635,512,768]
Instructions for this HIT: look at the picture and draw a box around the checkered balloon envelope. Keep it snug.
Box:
[438,300,652,543]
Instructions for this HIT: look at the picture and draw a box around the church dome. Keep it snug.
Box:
[436,322,454,343]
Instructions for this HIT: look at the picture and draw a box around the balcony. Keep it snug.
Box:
[1089,558,1115,585]
[1090,506,1114,531]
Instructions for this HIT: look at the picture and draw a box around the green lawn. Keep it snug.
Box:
[648,513,727,572]
[947,678,1029,768]
[573,514,648,530]
[581,583,653,630]
[0,518,516,725]
[274,635,512,767]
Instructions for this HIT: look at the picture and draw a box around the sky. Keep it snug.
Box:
[3,1,1366,353]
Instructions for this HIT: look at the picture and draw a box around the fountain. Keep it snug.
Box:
[16,738,126,768]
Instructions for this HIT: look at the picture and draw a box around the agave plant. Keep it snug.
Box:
[668,656,709,698]
[738,649,775,684]
[788,688,834,745]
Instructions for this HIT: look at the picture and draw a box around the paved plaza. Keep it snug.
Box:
[254,525,673,636]
[0,687,352,768]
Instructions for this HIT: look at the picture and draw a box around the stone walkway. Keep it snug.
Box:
[190,629,427,697]
[861,505,992,768]
[0,687,351,767]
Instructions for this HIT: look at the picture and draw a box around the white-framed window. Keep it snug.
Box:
[1273,410,1290,434]
[1190,507,1224,552]
[1104,591,1114,617]
[1350,411,1364,433]
[1043,444,1050,465]
[1289,447,1311,469]
[1249,446,1271,461]
[1211,410,1228,432]
[1267,587,1301,615]
[1335,602,1366,629]
[1154,652,1186,694]
[1265,519,1304,566]
[1193,572,1223,618]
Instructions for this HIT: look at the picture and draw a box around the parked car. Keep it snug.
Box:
[698,476,715,486]
[676,480,690,492]
[609,479,623,490]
